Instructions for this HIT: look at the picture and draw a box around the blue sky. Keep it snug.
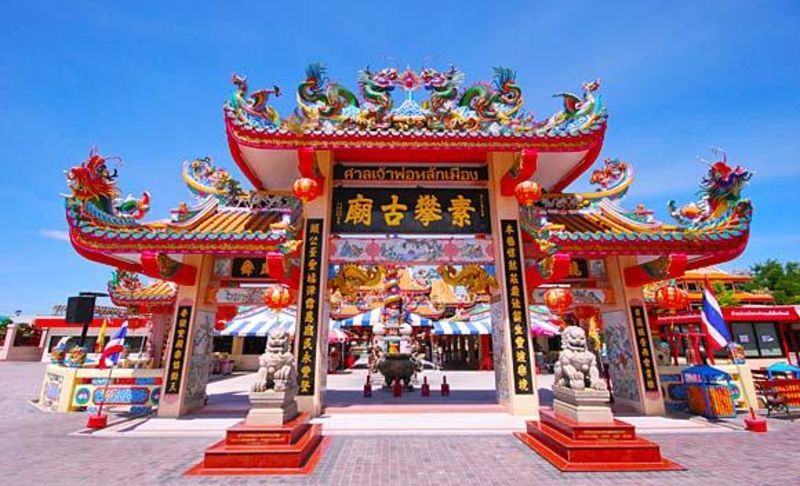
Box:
[1,1,799,315]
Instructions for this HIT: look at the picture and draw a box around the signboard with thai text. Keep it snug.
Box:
[334,164,488,183]
[332,187,491,235]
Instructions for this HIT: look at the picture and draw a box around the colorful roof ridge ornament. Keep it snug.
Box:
[668,148,753,229]
[229,74,281,128]
[226,63,606,137]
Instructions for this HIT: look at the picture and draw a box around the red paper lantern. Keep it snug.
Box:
[292,177,320,202]
[514,181,542,207]
[654,285,688,313]
[573,305,597,321]
[263,285,292,310]
[544,288,573,315]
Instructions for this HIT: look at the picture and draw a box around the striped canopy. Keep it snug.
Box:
[218,307,296,337]
[336,307,433,327]
[529,305,563,337]
[432,314,492,335]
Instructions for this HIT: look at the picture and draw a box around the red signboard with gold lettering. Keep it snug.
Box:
[332,187,491,234]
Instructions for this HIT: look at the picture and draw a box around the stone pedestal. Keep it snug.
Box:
[246,388,299,426]
[552,385,613,423]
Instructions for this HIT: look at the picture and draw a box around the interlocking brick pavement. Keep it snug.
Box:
[3,362,799,485]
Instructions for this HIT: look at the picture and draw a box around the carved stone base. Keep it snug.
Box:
[247,388,298,426]
[552,385,613,423]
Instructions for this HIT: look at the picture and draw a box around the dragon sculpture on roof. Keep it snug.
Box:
[536,79,605,136]
[668,151,752,227]
[297,62,360,122]
[229,74,281,128]
[228,63,606,137]
[65,148,151,226]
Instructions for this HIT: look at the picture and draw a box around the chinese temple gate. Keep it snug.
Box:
[62,63,752,419]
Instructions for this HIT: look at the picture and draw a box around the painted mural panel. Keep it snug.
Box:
[602,310,640,402]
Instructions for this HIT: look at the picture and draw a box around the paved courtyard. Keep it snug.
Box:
[2,361,800,485]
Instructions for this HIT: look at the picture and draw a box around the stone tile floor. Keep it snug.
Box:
[3,361,799,485]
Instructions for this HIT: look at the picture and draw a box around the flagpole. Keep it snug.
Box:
[96,364,114,418]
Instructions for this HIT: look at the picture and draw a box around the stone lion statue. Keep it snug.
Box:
[251,329,296,393]
[553,326,607,391]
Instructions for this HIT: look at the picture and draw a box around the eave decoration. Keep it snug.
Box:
[225,63,607,139]
[64,150,305,278]
[107,269,177,312]
[518,153,753,263]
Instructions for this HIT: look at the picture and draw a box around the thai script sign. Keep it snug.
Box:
[500,220,534,395]
[165,305,192,395]
[334,164,488,183]
[630,305,658,393]
[297,219,323,396]
[332,187,491,235]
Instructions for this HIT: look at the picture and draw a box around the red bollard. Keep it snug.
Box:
[363,374,372,398]
[393,379,403,397]
[421,376,430,397]
[441,375,450,396]
[86,413,108,429]
[744,407,767,433]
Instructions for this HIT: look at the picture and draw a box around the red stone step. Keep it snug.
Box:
[516,415,684,472]
[527,421,663,463]
[202,424,322,469]
[538,410,637,441]
[185,416,328,476]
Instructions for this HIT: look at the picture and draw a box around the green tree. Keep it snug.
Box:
[740,259,800,305]
[711,282,740,307]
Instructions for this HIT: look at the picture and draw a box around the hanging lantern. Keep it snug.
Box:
[263,285,292,310]
[292,177,320,202]
[654,285,688,314]
[543,287,573,315]
[514,181,542,207]
[573,305,597,321]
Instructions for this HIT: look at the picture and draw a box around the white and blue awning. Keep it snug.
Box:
[219,307,296,337]
[432,313,492,335]
[337,307,433,327]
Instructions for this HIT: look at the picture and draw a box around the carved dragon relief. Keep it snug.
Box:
[329,264,384,299]
[436,264,498,296]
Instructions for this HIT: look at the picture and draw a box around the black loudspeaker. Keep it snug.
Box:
[65,296,95,323]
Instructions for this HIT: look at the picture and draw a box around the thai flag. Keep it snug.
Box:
[99,321,128,369]
[700,284,732,351]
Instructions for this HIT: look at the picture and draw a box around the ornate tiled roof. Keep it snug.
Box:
[64,153,303,255]
[521,156,753,257]
[107,270,176,310]
[225,64,607,149]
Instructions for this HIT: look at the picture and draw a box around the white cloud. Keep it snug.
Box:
[39,229,70,242]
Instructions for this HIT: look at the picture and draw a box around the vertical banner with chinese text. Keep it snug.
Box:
[165,305,192,395]
[297,219,323,396]
[630,305,658,393]
[500,220,534,395]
